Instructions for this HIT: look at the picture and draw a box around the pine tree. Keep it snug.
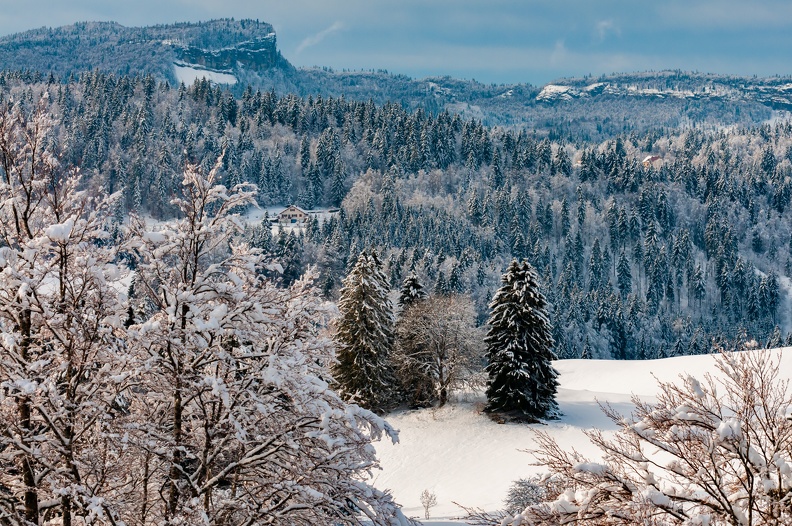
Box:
[484,259,560,420]
[617,251,632,297]
[332,249,398,412]
[434,270,448,295]
[330,157,347,206]
[398,271,427,308]
[582,337,593,359]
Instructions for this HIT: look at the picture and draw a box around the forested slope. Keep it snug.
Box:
[2,69,791,359]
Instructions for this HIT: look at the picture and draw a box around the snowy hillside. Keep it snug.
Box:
[173,63,237,85]
[373,349,792,524]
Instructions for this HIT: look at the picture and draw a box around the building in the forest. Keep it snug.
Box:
[642,155,662,167]
[278,205,309,224]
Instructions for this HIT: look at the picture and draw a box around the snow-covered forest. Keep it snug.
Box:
[1,70,790,359]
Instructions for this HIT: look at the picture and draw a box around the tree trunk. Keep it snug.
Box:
[20,396,38,524]
[167,379,183,522]
[438,360,447,407]
[62,495,72,526]
[18,308,39,524]
[141,450,150,524]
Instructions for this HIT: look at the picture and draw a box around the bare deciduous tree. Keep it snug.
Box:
[420,489,437,519]
[395,295,484,407]
[0,97,130,525]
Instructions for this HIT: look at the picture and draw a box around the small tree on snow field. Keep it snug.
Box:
[420,489,437,519]
[333,249,398,412]
[484,259,559,420]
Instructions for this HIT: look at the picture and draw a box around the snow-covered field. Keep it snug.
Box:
[173,63,237,85]
[373,349,792,524]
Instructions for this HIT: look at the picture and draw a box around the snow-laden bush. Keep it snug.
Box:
[504,475,565,515]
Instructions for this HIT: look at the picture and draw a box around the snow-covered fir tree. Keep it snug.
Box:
[398,271,427,308]
[332,249,398,412]
[484,259,559,420]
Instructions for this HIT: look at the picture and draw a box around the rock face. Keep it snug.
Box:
[176,33,278,72]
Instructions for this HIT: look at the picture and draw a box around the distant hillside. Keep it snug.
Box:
[1,19,791,139]
[0,19,288,82]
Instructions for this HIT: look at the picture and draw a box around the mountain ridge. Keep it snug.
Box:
[0,19,790,138]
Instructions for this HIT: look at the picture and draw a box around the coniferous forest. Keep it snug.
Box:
[1,69,791,361]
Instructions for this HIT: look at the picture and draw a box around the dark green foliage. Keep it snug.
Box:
[617,251,632,297]
[484,260,559,420]
[398,272,427,308]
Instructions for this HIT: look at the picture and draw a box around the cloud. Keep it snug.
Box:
[595,19,620,41]
[550,40,568,66]
[295,21,344,55]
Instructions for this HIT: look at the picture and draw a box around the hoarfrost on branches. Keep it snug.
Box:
[124,160,409,525]
[0,98,412,525]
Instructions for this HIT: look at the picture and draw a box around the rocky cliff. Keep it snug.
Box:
[175,33,279,72]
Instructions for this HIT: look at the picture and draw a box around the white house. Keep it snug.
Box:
[277,205,309,224]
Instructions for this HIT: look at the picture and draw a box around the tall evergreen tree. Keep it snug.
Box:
[617,251,632,297]
[332,250,397,412]
[484,260,559,420]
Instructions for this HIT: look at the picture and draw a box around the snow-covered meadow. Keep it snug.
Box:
[373,349,792,524]
[173,62,237,85]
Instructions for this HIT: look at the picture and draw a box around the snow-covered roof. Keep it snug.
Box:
[278,204,308,215]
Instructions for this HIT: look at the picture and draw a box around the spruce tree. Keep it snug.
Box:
[332,249,397,412]
[398,271,427,308]
[617,251,632,297]
[484,259,559,420]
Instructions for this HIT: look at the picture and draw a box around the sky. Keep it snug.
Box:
[0,0,791,86]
